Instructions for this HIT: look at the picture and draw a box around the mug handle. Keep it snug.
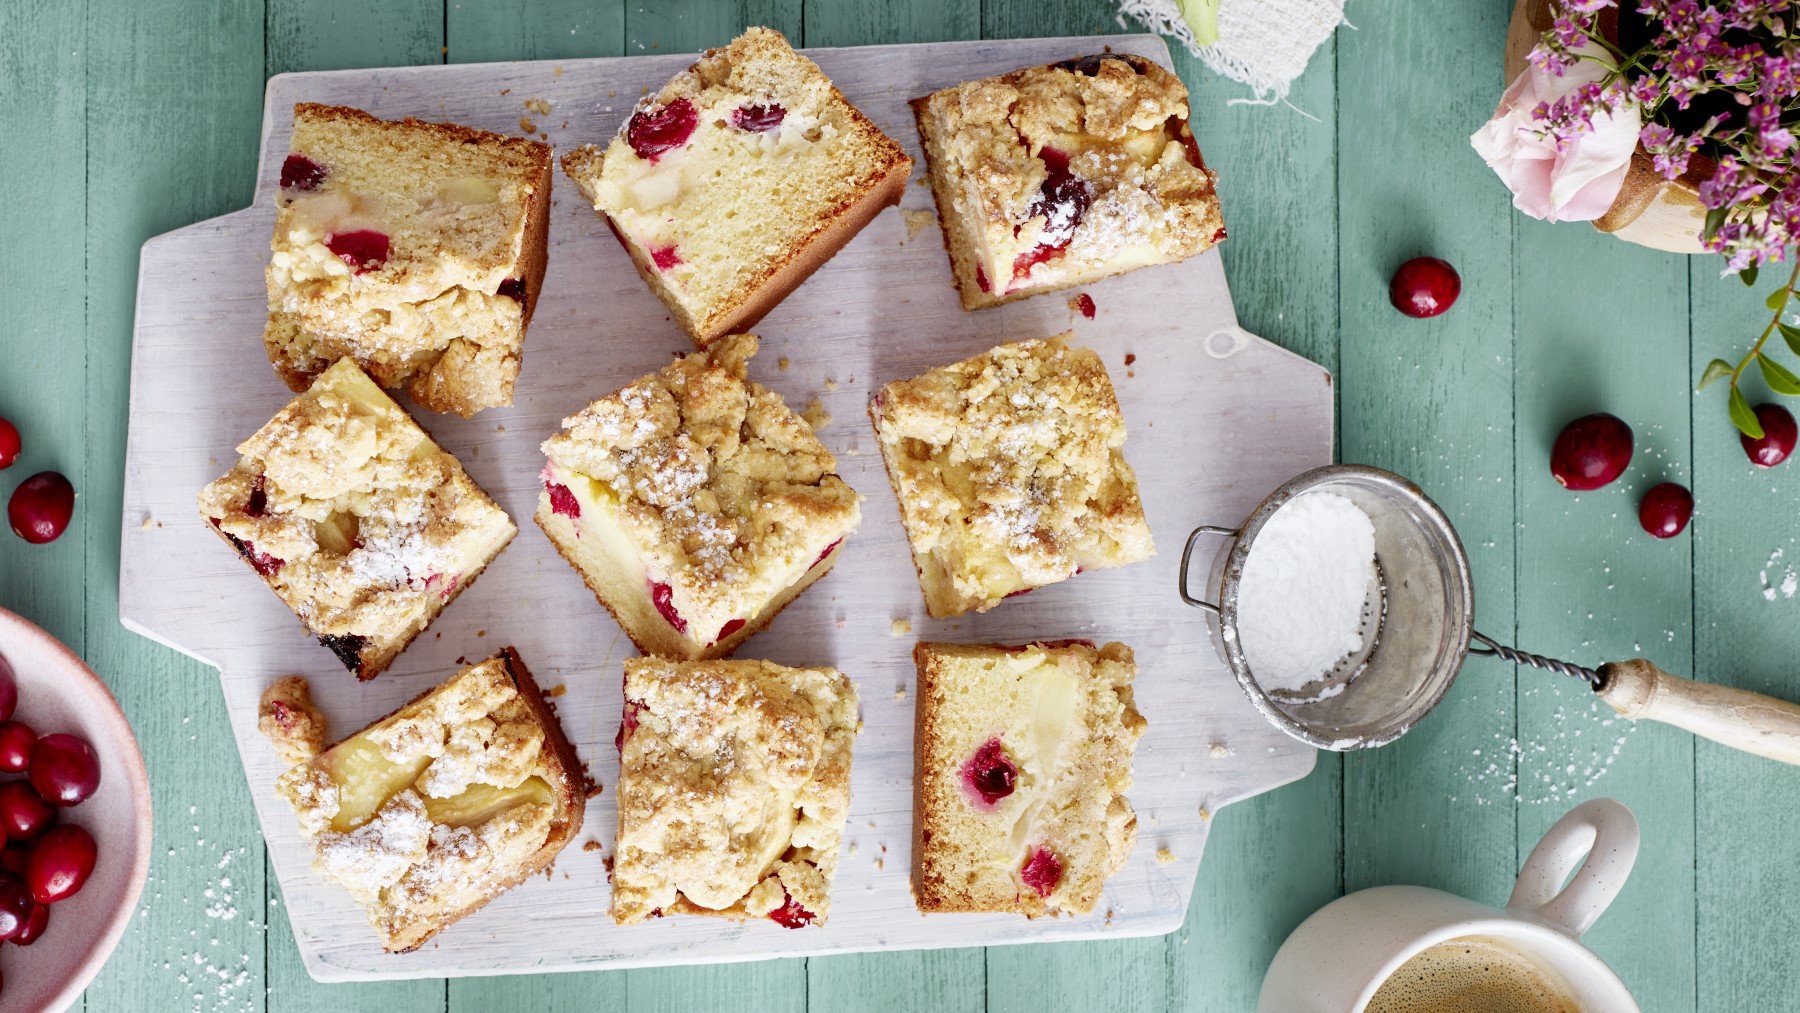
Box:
[1505,797,1640,939]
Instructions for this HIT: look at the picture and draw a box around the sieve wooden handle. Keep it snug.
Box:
[1597,659,1800,766]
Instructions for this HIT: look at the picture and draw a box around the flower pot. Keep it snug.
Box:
[1504,0,1710,254]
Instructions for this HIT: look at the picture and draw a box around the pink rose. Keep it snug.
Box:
[1471,37,1642,222]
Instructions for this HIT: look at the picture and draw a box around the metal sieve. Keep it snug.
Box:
[1180,464,1800,762]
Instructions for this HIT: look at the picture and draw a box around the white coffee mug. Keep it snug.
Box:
[1257,798,1641,1012]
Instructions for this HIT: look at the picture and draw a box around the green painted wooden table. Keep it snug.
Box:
[2,0,1794,1009]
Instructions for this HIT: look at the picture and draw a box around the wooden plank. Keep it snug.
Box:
[1169,32,1345,1012]
[626,0,801,55]
[73,0,271,1009]
[262,1,450,1009]
[1512,221,1696,1007]
[0,0,87,646]
[449,0,626,65]
[1690,261,1800,1012]
[1335,3,1520,906]
[803,0,979,47]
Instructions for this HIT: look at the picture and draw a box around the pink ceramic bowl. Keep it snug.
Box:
[0,607,152,1012]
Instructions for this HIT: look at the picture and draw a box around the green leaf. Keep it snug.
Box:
[1760,354,1800,395]
[1730,385,1765,439]
[1175,0,1221,47]
[1769,287,1791,312]
[1743,263,1761,287]
[1704,205,1729,242]
[1780,323,1800,357]
[1699,357,1735,390]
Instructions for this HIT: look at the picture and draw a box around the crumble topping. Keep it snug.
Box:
[258,675,328,765]
[274,654,571,951]
[870,335,1153,617]
[540,334,859,635]
[914,54,1223,306]
[197,358,515,677]
[612,657,857,926]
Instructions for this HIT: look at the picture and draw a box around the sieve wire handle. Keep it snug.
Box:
[1177,525,1239,616]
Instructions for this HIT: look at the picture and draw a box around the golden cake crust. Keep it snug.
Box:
[537,334,860,658]
[197,358,516,679]
[612,657,857,927]
[561,27,911,347]
[266,103,553,417]
[274,649,586,952]
[911,640,1145,917]
[869,335,1153,618]
[912,53,1224,309]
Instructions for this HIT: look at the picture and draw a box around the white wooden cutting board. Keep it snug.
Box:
[118,34,1330,982]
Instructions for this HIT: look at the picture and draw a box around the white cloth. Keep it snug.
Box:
[1117,0,1347,106]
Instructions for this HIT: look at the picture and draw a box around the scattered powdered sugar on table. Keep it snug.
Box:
[1236,490,1377,693]
[1761,547,1798,601]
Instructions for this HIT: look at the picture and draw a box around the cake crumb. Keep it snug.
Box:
[547,684,567,698]
[477,629,486,638]
[874,857,884,870]
[140,516,155,530]
[1198,807,1212,821]
[519,116,538,133]
[1069,293,1096,319]
[894,686,907,700]
[836,618,847,629]
[901,208,937,239]
[553,66,564,77]
[848,842,858,855]
[823,377,838,392]
[778,357,791,371]
[1124,353,1137,366]
[890,618,911,637]
[496,424,507,433]
[582,839,602,852]
[524,97,553,115]
[500,87,511,96]
[802,398,832,432]
[1208,742,1231,758]
[1156,846,1176,865]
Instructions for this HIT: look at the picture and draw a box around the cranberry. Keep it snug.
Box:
[1389,257,1461,318]
[1075,293,1096,319]
[26,824,96,903]
[280,154,327,192]
[1639,482,1693,539]
[714,618,747,644]
[0,876,31,939]
[614,699,642,755]
[811,538,844,570]
[767,891,815,929]
[1212,227,1228,244]
[975,264,991,293]
[1550,413,1633,491]
[626,98,698,162]
[8,471,75,544]
[649,245,682,271]
[497,277,526,304]
[30,733,101,806]
[546,482,580,519]
[1741,403,1798,467]
[13,901,47,945]
[245,474,269,518]
[1019,846,1063,898]
[0,723,33,772]
[1003,585,1036,599]
[960,739,1017,807]
[1012,243,1063,282]
[0,418,18,469]
[0,783,54,842]
[731,103,786,133]
[0,654,14,723]
[214,521,284,577]
[325,229,390,273]
[1013,147,1091,280]
[0,846,27,878]
[1054,54,1135,76]
[650,581,687,634]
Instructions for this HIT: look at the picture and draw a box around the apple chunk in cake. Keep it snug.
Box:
[869,334,1153,618]
[198,357,516,679]
[912,640,1145,918]
[612,656,857,927]
[912,53,1224,309]
[266,103,553,417]
[536,333,859,660]
[275,650,585,952]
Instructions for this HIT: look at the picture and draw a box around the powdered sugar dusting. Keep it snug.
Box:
[1236,491,1376,692]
